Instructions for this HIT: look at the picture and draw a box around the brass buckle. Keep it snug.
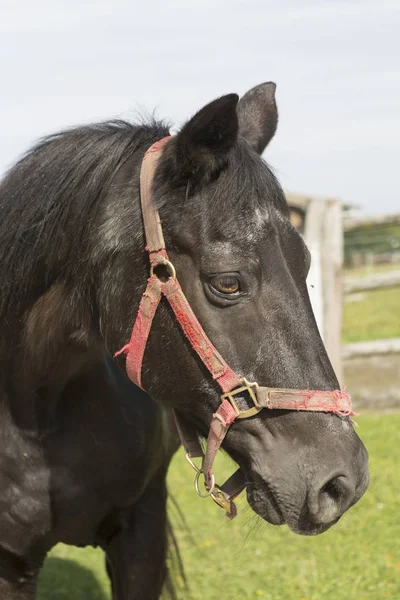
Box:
[185,454,234,515]
[221,377,261,419]
[210,486,235,515]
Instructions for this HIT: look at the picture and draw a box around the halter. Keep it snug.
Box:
[115,136,353,519]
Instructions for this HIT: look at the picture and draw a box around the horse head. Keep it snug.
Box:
[100,84,369,535]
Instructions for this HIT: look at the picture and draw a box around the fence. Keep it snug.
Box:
[343,339,400,410]
[342,226,400,409]
[287,193,343,382]
[344,271,400,294]
[344,213,400,268]
[289,196,400,408]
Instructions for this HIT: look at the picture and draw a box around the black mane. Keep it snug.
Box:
[0,119,169,318]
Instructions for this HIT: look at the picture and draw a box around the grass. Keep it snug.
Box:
[38,412,400,600]
[342,286,400,343]
[342,261,400,342]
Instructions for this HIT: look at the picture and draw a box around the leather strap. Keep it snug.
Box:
[255,387,353,416]
[140,137,171,259]
[115,276,162,389]
[202,400,237,485]
[174,410,247,514]
[173,411,203,459]
[162,279,242,392]
[117,276,242,393]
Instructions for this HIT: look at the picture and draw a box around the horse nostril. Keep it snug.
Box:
[308,475,356,524]
[321,478,342,503]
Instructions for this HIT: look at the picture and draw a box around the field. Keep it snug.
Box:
[38,412,399,600]
[342,286,400,343]
[342,260,400,343]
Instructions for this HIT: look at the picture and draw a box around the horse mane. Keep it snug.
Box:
[0,119,170,319]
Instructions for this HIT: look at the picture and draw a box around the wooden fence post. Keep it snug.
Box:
[304,198,325,338]
[322,199,343,385]
[289,194,344,386]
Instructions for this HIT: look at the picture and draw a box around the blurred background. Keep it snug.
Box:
[1,1,399,598]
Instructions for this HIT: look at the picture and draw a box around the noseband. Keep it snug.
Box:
[116,137,353,519]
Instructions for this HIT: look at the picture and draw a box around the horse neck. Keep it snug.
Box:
[0,277,104,434]
[0,140,150,435]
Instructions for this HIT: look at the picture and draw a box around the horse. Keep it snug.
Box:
[0,82,369,599]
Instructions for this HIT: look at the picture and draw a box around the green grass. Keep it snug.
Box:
[342,261,400,343]
[342,286,400,343]
[38,413,400,600]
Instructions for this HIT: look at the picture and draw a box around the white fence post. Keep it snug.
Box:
[290,195,344,386]
[322,199,343,385]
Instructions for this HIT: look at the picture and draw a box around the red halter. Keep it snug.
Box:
[116,137,353,518]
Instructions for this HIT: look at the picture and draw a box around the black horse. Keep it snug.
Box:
[0,83,369,599]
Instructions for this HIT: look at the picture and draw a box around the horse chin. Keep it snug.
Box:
[245,477,339,536]
[287,518,339,537]
[246,482,285,526]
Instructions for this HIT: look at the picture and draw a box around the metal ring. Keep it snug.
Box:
[185,453,202,474]
[194,470,216,498]
[150,259,176,280]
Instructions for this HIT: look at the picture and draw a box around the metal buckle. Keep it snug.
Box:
[210,486,235,515]
[220,377,261,419]
[185,453,234,515]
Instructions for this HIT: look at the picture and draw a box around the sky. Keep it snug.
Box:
[1,0,399,215]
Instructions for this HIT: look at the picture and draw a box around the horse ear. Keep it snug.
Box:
[175,94,239,175]
[237,82,278,154]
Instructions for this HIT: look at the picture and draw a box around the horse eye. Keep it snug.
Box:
[210,275,240,295]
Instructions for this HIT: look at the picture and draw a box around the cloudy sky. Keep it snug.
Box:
[1,0,399,214]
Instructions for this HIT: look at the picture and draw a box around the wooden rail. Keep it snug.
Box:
[344,212,400,231]
[344,271,400,294]
[343,338,400,359]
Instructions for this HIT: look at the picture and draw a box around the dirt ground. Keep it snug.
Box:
[344,352,400,410]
